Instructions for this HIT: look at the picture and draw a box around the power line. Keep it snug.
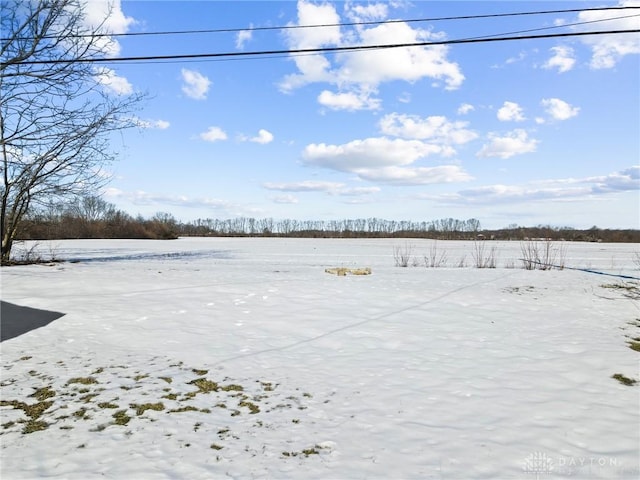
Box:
[4,29,638,66]
[2,5,638,41]
[102,12,640,67]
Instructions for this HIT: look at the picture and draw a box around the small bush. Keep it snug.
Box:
[520,239,566,270]
[393,243,414,267]
[424,241,447,268]
[471,240,497,268]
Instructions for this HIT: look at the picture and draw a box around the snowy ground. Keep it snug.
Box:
[1,238,639,479]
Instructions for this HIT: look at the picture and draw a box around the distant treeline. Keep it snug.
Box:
[16,196,640,243]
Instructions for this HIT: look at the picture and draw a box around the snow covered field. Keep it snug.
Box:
[1,238,639,479]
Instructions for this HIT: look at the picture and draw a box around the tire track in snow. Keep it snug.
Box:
[210,270,519,367]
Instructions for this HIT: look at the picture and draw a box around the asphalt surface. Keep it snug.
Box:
[0,301,65,342]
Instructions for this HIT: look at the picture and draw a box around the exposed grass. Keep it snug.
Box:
[29,386,56,401]
[282,446,321,457]
[261,382,277,392]
[168,406,205,413]
[0,358,319,460]
[67,377,98,386]
[220,384,244,392]
[0,399,54,420]
[627,340,640,352]
[187,378,219,395]
[73,407,90,419]
[601,281,640,300]
[612,373,637,386]
[239,399,260,414]
[112,410,131,425]
[23,420,49,434]
[130,402,165,416]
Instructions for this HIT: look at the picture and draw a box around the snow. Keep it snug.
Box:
[1,238,639,479]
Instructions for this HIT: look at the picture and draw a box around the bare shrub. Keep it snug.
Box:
[556,242,566,270]
[633,252,640,270]
[424,241,447,268]
[471,240,497,268]
[7,240,62,265]
[13,241,43,264]
[520,240,539,270]
[520,239,566,270]
[456,255,467,268]
[393,243,414,267]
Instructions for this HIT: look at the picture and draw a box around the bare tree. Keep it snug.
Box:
[67,195,116,222]
[0,0,144,263]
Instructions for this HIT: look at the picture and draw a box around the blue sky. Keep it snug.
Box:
[91,0,639,229]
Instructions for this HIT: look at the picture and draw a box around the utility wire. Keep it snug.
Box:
[123,13,640,66]
[5,29,639,66]
[2,5,638,41]
[112,12,640,66]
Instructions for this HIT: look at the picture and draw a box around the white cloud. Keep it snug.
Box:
[355,165,472,186]
[457,103,475,115]
[318,89,381,111]
[81,0,136,57]
[543,45,576,73]
[541,98,580,121]
[336,22,464,90]
[345,2,389,22]
[492,50,533,69]
[79,1,136,92]
[152,120,170,130]
[82,0,135,34]
[477,129,538,159]
[94,67,133,95]
[337,186,381,196]
[271,194,299,204]
[575,2,640,69]
[250,129,274,144]
[379,113,478,147]
[181,69,211,100]
[301,137,472,185]
[584,166,640,192]
[236,26,253,49]
[287,0,342,49]
[199,127,227,142]
[280,0,464,103]
[398,92,412,104]
[433,166,640,205]
[497,101,526,122]
[505,51,527,65]
[133,118,170,130]
[437,184,591,205]
[303,137,444,171]
[104,188,234,210]
[279,1,342,92]
[263,181,382,196]
[263,181,345,193]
